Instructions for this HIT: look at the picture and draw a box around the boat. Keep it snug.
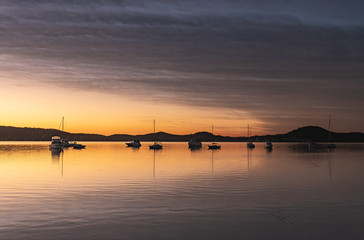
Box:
[50,136,63,150]
[73,143,86,149]
[58,117,75,148]
[188,139,202,149]
[208,125,221,149]
[327,115,336,149]
[247,124,255,148]
[308,142,317,149]
[61,139,75,148]
[265,141,273,149]
[126,140,141,148]
[208,143,221,149]
[149,119,163,150]
[327,143,336,149]
[247,142,255,148]
[149,142,163,150]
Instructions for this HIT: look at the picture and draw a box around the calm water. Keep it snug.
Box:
[1,142,364,240]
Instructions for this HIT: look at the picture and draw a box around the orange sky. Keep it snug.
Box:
[0,84,263,136]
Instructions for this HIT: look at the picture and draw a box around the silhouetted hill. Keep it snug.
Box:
[1,125,364,142]
[0,126,106,141]
[109,131,237,142]
[254,126,364,142]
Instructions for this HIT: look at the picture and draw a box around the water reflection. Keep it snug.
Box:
[51,148,62,160]
[153,149,156,178]
[1,142,364,240]
[327,149,333,181]
[247,148,253,172]
[50,148,64,177]
[210,149,218,173]
[0,142,46,152]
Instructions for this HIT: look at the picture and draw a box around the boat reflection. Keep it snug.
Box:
[51,148,62,160]
[151,149,162,178]
[211,149,215,173]
[153,149,156,178]
[327,149,333,181]
[247,148,253,172]
[189,146,202,151]
[50,148,64,177]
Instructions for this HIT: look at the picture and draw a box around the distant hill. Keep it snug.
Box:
[0,125,364,142]
[254,126,364,142]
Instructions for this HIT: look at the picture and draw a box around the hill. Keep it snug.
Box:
[0,125,364,142]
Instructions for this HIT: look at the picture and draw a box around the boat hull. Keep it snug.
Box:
[247,142,255,148]
[264,141,273,148]
[126,142,141,148]
[188,142,202,148]
[208,144,221,149]
[149,145,163,150]
[73,144,86,149]
[327,143,337,149]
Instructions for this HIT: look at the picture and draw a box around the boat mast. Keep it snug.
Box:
[247,124,250,141]
[153,119,156,143]
[212,125,214,142]
[328,114,331,142]
[59,116,65,132]
[62,116,64,132]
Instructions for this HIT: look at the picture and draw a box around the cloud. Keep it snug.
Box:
[1,0,364,131]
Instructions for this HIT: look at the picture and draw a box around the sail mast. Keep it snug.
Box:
[153,119,156,143]
[328,114,331,142]
[247,124,250,139]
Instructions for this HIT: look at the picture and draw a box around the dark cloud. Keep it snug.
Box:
[1,0,364,131]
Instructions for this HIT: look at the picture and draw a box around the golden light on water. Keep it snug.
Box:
[0,142,267,185]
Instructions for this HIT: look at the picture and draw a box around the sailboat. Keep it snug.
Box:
[149,119,163,150]
[265,141,273,149]
[208,125,221,149]
[59,117,76,148]
[188,139,202,149]
[50,136,63,150]
[50,117,64,150]
[126,140,141,148]
[247,124,255,148]
[327,115,336,149]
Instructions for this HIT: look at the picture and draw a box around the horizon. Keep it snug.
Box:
[1,1,363,136]
[2,124,361,138]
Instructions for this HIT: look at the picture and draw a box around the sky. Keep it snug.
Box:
[0,0,364,136]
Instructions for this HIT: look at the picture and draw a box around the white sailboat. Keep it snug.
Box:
[49,136,63,150]
[150,119,163,150]
[50,117,64,150]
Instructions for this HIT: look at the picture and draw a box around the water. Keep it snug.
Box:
[1,142,364,240]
